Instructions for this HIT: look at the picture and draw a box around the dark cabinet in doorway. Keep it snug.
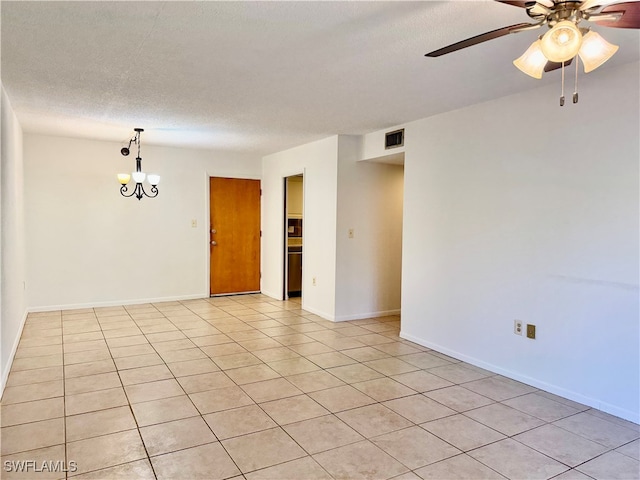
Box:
[288,246,302,297]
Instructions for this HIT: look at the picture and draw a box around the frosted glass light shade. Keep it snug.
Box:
[132,171,146,183]
[514,40,547,79]
[541,21,583,62]
[147,174,160,186]
[117,173,131,185]
[578,31,618,73]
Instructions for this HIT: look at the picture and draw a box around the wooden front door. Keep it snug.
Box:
[209,177,261,295]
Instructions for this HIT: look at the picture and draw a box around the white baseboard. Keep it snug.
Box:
[596,400,640,425]
[334,309,401,322]
[299,303,334,322]
[259,292,336,322]
[260,289,283,301]
[28,293,208,313]
[1,309,29,396]
[400,330,639,424]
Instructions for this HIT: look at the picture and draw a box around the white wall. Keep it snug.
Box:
[335,135,403,320]
[24,134,261,310]
[1,85,27,390]
[262,136,339,318]
[360,126,405,163]
[263,135,403,321]
[401,61,640,422]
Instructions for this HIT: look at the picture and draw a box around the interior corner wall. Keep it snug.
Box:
[1,85,27,390]
[401,61,640,422]
[261,136,339,319]
[335,135,403,320]
[24,134,261,310]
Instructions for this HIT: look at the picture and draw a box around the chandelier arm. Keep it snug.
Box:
[124,183,159,200]
[120,184,137,198]
[135,183,144,201]
[140,185,159,199]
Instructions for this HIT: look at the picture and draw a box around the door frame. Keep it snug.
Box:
[283,171,305,301]
[205,172,262,296]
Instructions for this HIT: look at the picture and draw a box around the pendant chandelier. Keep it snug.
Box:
[117,128,160,200]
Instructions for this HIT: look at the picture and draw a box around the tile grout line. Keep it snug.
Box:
[185,299,447,477]
[61,311,69,480]
[142,300,245,478]
[123,299,292,476]
[63,309,144,479]
[117,307,160,480]
[198,296,339,479]
[184,296,307,478]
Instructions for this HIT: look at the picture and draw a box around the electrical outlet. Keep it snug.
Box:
[348,228,354,239]
[514,320,523,335]
[312,277,317,286]
[527,324,536,339]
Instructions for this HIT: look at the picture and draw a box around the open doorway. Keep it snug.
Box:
[284,174,303,299]
[334,157,403,322]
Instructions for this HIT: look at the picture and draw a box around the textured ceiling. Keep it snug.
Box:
[2,1,639,155]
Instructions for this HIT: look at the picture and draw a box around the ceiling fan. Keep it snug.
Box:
[425,0,640,105]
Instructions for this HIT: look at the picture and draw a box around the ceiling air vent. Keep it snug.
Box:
[385,129,404,150]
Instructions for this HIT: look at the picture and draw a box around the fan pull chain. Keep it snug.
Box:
[573,56,579,104]
[560,61,565,107]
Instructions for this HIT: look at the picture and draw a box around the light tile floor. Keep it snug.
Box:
[1,295,638,480]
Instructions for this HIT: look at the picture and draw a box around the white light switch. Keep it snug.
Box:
[348,228,354,239]
[191,219,197,228]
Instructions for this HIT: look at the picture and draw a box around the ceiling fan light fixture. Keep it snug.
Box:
[513,39,547,79]
[513,40,547,80]
[578,30,619,73]
[541,20,583,62]
[425,0,639,106]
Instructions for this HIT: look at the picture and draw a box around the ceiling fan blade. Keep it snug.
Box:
[529,3,552,15]
[580,0,617,11]
[494,0,534,8]
[592,2,640,28]
[425,23,532,57]
[544,57,574,72]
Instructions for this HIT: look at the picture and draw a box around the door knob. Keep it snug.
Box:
[211,241,217,246]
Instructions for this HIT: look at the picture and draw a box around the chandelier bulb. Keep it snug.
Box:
[147,174,161,186]
[132,171,146,184]
[117,173,131,185]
